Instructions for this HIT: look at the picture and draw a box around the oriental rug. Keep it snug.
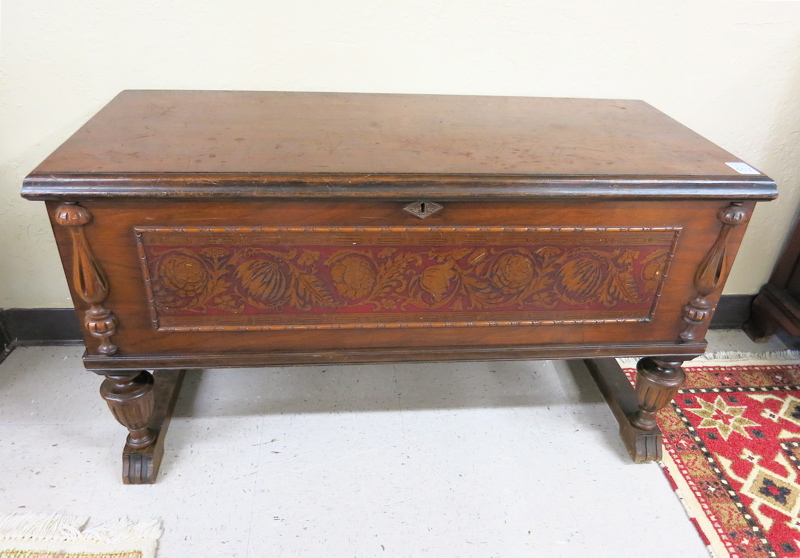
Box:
[0,514,161,558]
[623,357,800,558]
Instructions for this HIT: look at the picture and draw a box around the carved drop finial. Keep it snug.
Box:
[680,202,750,342]
[56,203,119,355]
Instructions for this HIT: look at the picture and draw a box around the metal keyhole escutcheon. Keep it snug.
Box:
[403,201,443,219]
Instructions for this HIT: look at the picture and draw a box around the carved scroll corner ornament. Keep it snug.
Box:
[55,202,119,356]
[680,202,750,343]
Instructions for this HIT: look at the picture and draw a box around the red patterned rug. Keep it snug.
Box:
[624,361,800,557]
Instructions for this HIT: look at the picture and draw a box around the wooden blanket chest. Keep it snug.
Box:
[22,91,776,482]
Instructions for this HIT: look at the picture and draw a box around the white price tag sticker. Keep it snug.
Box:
[726,162,761,175]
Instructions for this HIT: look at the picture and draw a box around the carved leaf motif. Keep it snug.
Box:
[602,250,642,306]
[601,270,641,306]
[463,285,504,309]
[290,273,337,308]
[372,253,418,298]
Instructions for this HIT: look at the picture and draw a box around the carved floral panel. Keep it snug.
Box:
[135,226,679,331]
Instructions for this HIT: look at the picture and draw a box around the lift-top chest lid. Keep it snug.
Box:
[22,90,777,201]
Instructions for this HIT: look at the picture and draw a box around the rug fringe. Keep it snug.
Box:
[0,514,162,544]
[0,513,87,541]
[697,349,800,362]
[617,349,800,368]
[81,517,163,543]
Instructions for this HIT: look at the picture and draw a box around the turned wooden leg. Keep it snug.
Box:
[630,357,686,431]
[585,357,686,462]
[100,372,156,449]
[99,370,186,484]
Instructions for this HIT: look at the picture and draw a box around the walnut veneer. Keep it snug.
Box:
[22,91,776,483]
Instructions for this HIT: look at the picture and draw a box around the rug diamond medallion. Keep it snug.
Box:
[626,363,800,558]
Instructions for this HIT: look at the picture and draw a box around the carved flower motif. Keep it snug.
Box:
[421,262,457,301]
[491,253,534,293]
[160,253,209,298]
[331,256,376,300]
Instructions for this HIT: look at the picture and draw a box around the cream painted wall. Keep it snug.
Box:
[2,0,800,307]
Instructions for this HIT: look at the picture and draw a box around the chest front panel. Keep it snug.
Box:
[49,198,749,358]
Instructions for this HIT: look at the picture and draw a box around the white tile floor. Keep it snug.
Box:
[0,330,785,557]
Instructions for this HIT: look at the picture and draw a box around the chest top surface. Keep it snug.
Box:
[22,90,776,200]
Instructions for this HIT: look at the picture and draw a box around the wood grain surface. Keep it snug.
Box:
[23,91,776,200]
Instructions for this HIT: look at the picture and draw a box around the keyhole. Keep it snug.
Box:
[403,200,442,219]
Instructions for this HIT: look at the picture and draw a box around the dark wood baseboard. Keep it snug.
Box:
[0,313,12,363]
[0,295,755,363]
[0,308,82,363]
[709,294,755,330]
